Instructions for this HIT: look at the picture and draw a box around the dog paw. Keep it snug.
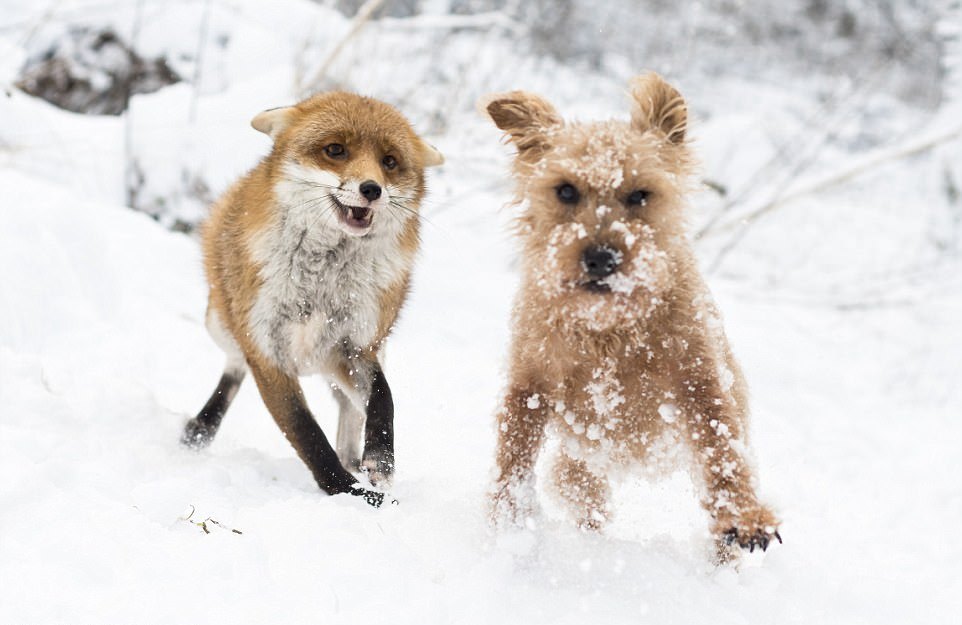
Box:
[714,506,782,553]
[180,418,214,449]
[576,508,609,532]
[490,478,538,528]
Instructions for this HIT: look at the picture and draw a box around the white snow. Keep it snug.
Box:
[658,402,679,425]
[2,1,962,624]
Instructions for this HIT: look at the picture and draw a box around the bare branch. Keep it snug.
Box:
[377,11,524,35]
[705,123,962,273]
[298,0,385,96]
[188,0,212,124]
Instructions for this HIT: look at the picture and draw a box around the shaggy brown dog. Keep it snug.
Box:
[484,73,780,561]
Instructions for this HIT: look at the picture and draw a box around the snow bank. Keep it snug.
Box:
[2,156,961,622]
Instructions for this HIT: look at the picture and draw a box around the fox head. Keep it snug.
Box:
[253,92,443,238]
[483,73,695,330]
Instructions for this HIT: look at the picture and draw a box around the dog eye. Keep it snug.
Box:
[556,183,580,204]
[382,155,398,170]
[626,189,650,206]
[323,143,346,158]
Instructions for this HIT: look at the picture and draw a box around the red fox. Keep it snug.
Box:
[182,92,443,506]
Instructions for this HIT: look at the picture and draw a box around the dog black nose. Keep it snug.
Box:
[359,180,382,201]
[582,245,620,278]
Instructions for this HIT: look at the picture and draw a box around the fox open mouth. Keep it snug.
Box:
[330,196,373,230]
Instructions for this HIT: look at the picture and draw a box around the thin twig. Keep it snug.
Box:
[705,122,962,273]
[180,505,244,535]
[123,0,145,209]
[188,0,212,124]
[376,11,524,35]
[695,59,891,240]
[299,0,385,96]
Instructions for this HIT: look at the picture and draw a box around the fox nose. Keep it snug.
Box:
[582,245,620,278]
[359,180,382,202]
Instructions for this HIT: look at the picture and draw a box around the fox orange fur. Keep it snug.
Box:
[182,92,443,506]
[484,73,781,561]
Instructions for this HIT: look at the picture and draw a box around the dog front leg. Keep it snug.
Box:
[552,452,610,531]
[491,384,550,526]
[678,370,780,557]
[247,357,383,507]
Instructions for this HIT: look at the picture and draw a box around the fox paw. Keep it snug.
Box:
[714,506,782,553]
[180,418,214,449]
[349,484,390,508]
[360,450,394,489]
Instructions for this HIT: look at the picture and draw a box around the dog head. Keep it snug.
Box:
[254,92,443,238]
[484,73,694,330]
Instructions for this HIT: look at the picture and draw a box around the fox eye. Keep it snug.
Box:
[626,189,650,206]
[556,183,580,204]
[323,143,346,158]
[382,155,398,170]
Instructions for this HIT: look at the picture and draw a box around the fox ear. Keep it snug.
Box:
[251,106,295,140]
[481,91,562,161]
[419,140,444,168]
[629,73,687,144]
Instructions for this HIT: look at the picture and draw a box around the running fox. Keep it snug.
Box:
[182,92,443,506]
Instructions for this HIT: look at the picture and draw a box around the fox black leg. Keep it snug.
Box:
[361,366,395,488]
[247,359,384,507]
[182,368,245,448]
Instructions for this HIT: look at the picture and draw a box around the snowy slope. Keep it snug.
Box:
[2,157,960,623]
[2,1,962,623]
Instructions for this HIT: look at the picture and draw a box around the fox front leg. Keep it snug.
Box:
[333,353,395,489]
[249,357,383,507]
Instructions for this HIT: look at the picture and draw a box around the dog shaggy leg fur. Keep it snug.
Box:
[491,384,550,526]
[552,453,611,531]
[673,336,779,557]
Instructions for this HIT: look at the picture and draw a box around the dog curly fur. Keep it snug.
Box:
[484,73,780,561]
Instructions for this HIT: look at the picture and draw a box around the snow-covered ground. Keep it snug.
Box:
[2,1,961,623]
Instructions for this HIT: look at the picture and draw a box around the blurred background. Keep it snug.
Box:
[2,0,959,294]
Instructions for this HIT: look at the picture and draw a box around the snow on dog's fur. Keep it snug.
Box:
[181,92,443,506]
[484,73,780,561]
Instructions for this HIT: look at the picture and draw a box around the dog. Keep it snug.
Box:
[484,73,780,560]
[181,91,443,506]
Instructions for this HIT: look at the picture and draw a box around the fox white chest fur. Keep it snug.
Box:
[247,170,413,375]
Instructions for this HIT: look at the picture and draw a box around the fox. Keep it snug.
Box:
[181,91,443,507]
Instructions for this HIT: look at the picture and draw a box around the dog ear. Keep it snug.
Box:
[251,106,295,140]
[419,140,444,168]
[629,73,687,144]
[481,91,562,161]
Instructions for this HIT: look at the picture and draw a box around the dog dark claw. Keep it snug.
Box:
[723,527,780,553]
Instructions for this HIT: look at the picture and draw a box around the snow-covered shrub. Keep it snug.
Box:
[16,27,180,116]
